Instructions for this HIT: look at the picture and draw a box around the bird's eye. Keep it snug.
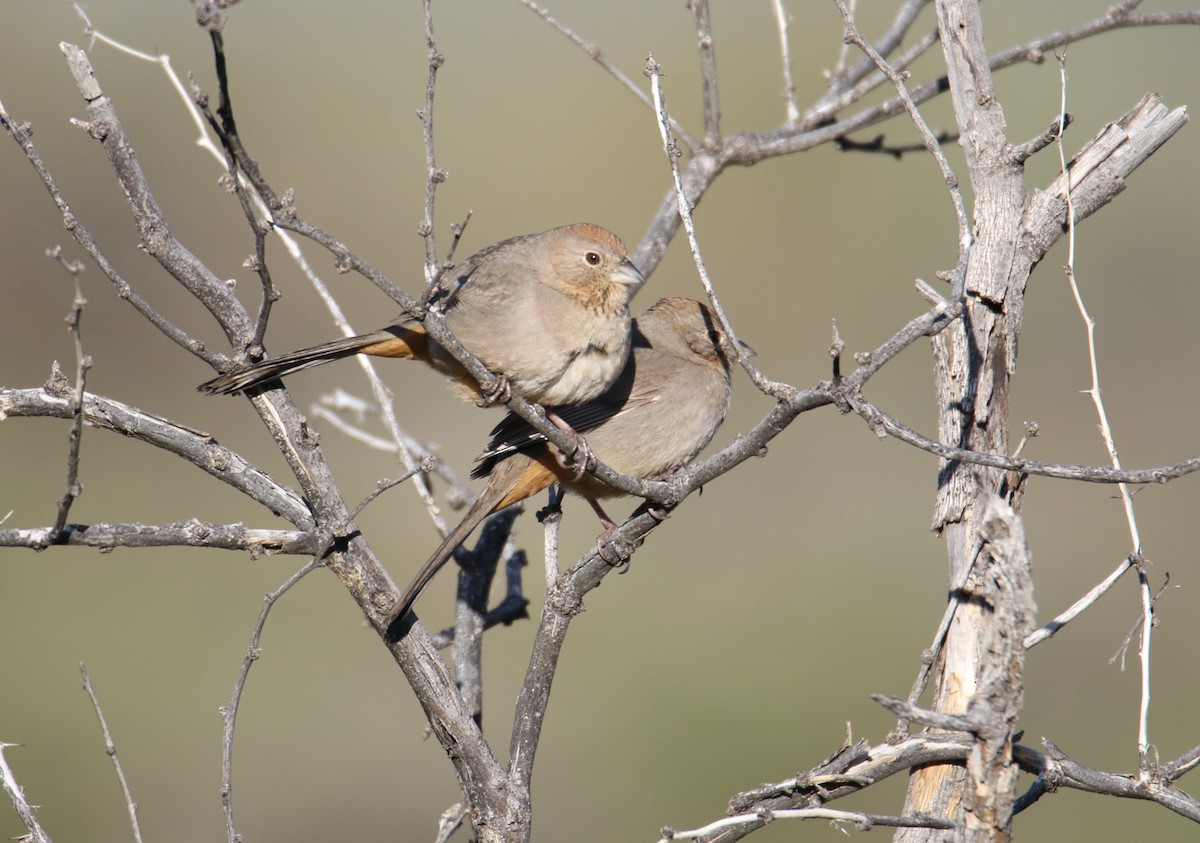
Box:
[584,251,602,266]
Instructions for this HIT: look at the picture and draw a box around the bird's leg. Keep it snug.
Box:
[589,497,632,568]
[547,410,593,480]
[587,497,617,538]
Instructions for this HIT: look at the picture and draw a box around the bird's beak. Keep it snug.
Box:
[613,259,646,292]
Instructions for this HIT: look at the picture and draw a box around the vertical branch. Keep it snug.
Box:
[419,0,446,289]
[200,44,280,351]
[901,1,1034,839]
[220,473,415,843]
[80,665,144,843]
[1051,50,1151,763]
[1135,558,1154,762]
[834,0,858,75]
[452,509,521,726]
[770,0,800,122]
[542,485,563,585]
[689,0,721,146]
[221,558,322,843]
[644,57,787,399]
[835,0,972,267]
[47,250,91,544]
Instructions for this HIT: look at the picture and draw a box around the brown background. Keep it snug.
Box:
[1,2,1198,841]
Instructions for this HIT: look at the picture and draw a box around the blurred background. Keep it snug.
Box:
[1,2,1197,841]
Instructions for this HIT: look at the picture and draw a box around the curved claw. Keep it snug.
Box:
[554,434,593,480]
[478,376,511,407]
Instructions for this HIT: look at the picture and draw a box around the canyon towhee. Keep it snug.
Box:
[198,223,644,408]
[385,296,743,637]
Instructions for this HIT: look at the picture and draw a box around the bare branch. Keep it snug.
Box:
[1051,50,1151,763]
[689,0,721,147]
[0,521,316,555]
[874,694,984,732]
[418,0,446,281]
[0,386,313,529]
[1015,741,1200,824]
[59,43,251,350]
[180,19,513,832]
[836,0,971,268]
[657,806,953,842]
[818,0,934,109]
[0,90,216,363]
[221,556,323,843]
[644,56,785,399]
[80,665,144,843]
[988,10,1200,75]
[690,730,1200,843]
[309,401,474,507]
[770,0,800,123]
[516,0,698,151]
[1025,556,1134,648]
[841,391,1200,486]
[0,743,53,843]
[47,256,92,544]
[453,508,522,726]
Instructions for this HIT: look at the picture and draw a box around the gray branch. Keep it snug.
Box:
[0,521,316,554]
[0,385,313,529]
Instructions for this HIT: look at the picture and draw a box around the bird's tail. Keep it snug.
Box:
[198,325,426,395]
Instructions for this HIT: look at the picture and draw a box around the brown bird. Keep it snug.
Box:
[198,224,644,409]
[385,296,742,638]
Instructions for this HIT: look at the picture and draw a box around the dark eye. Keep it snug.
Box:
[584,251,602,266]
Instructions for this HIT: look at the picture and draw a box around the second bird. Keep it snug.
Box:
[386,296,742,637]
[198,223,644,407]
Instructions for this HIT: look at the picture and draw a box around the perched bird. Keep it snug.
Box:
[386,296,743,638]
[198,224,643,409]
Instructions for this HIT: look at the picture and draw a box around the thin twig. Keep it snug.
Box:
[771,0,800,122]
[196,27,451,534]
[833,0,858,76]
[419,0,445,284]
[80,665,144,843]
[894,538,989,736]
[1111,571,1174,670]
[0,387,313,530]
[58,43,251,347]
[221,464,422,842]
[813,5,940,131]
[46,251,91,545]
[836,0,971,267]
[1052,50,1150,762]
[841,390,1200,485]
[309,401,474,506]
[1025,555,1134,648]
[0,91,217,362]
[689,0,721,147]
[818,0,933,103]
[220,556,323,843]
[644,56,790,400]
[656,806,953,842]
[517,0,698,152]
[0,743,52,843]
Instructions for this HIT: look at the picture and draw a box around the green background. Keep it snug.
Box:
[2,2,1198,841]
